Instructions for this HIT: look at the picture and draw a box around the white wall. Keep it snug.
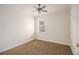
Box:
[36,11,70,45]
[0,5,34,52]
[70,5,79,54]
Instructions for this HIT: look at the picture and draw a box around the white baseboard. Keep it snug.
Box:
[36,38,70,46]
[0,38,34,53]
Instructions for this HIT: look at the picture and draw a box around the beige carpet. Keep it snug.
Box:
[0,39,72,55]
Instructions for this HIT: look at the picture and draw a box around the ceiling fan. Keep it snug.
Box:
[33,4,47,14]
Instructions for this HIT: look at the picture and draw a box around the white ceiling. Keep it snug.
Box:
[46,4,70,13]
[0,4,70,16]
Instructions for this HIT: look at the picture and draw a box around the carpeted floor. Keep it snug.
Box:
[0,39,72,55]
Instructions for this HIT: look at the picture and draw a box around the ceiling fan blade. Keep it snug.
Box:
[41,10,47,12]
[41,5,46,9]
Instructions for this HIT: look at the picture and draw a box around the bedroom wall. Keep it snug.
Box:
[0,5,34,52]
[36,11,70,45]
[70,5,79,54]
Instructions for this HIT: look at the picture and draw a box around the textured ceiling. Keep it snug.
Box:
[0,4,70,16]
